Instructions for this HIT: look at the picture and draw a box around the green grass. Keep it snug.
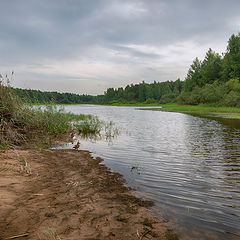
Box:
[141,103,240,119]
[0,77,100,148]
[105,102,162,107]
[37,228,61,240]
[74,115,103,135]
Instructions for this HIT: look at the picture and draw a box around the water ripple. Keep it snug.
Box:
[60,105,240,240]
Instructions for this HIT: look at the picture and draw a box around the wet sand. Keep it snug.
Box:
[0,148,177,240]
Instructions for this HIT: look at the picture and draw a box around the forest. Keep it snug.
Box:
[14,33,240,107]
[14,88,104,104]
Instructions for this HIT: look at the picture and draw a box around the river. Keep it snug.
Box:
[56,105,240,240]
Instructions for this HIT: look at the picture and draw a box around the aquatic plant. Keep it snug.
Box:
[74,115,103,135]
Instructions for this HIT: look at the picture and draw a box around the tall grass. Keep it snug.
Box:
[74,116,103,135]
[0,75,95,148]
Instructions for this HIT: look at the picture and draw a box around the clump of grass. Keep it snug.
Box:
[74,116,103,135]
[37,228,61,240]
[22,157,31,174]
[73,117,120,142]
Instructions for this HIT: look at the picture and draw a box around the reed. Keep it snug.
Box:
[0,75,93,148]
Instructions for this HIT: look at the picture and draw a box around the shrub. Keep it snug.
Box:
[145,98,157,104]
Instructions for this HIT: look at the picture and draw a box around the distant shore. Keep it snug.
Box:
[137,103,240,120]
[33,102,240,119]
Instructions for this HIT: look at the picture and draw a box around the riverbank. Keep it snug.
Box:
[139,103,240,119]
[0,146,178,240]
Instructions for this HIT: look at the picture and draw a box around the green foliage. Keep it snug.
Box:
[201,82,226,104]
[200,48,222,85]
[225,78,240,91]
[0,77,94,148]
[223,33,240,80]
[145,98,157,104]
[178,33,240,107]
[178,82,227,106]
[102,79,184,105]
[14,87,103,105]
[221,90,240,107]
[74,116,103,135]
[184,57,202,92]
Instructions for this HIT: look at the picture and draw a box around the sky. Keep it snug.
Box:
[0,0,240,95]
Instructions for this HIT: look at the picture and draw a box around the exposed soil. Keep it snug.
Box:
[0,148,177,240]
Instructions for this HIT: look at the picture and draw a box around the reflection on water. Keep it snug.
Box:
[56,105,240,240]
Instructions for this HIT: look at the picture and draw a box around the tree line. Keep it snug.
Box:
[178,33,240,106]
[103,33,240,106]
[14,88,104,104]
[15,33,240,107]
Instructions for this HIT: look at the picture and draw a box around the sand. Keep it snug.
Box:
[0,148,177,240]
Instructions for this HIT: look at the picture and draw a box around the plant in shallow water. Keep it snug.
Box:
[74,116,103,135]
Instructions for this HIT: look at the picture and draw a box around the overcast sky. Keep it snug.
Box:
[0,0,239,95]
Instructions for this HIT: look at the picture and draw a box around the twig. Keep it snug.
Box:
[140,229,151,240]
[5,233,29,239]
[137,229,140,238]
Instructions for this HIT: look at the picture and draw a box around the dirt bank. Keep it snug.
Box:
[0,148,177,240]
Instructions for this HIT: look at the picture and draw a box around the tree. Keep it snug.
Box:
[184,57,202,92]
[200,48,222,84]
[223,33,240,80]
[138,82,146,102]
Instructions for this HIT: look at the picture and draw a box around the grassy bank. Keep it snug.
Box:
[0,79,104,149]
[106,102,162,107]
[141,103,240,119]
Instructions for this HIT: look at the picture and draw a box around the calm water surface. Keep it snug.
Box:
[58,105,240,240]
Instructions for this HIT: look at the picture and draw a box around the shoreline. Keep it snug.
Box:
[138,103,240,120]
[0,147,178,240]
[33,103,240,119]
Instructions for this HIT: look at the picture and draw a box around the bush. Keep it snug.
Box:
[159,93,177,104]
[220,91,240,107]
[225,78,240,92]
[177,81,228,106]
[145,98,157,104]
[201,82,227,104]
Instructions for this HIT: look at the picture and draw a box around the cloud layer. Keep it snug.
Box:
[0,0,239,94]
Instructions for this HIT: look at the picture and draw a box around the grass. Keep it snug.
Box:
[106,102,162,107]
[74,117,120,142]
[140,103,240,119]
[37,228,61,240]
[0,75,103,149]
[74,115,103,135]
[22,157,31,174]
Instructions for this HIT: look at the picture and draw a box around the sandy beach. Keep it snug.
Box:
[0,148,177,240]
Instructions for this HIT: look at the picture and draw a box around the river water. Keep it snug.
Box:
[56,105,240,240]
